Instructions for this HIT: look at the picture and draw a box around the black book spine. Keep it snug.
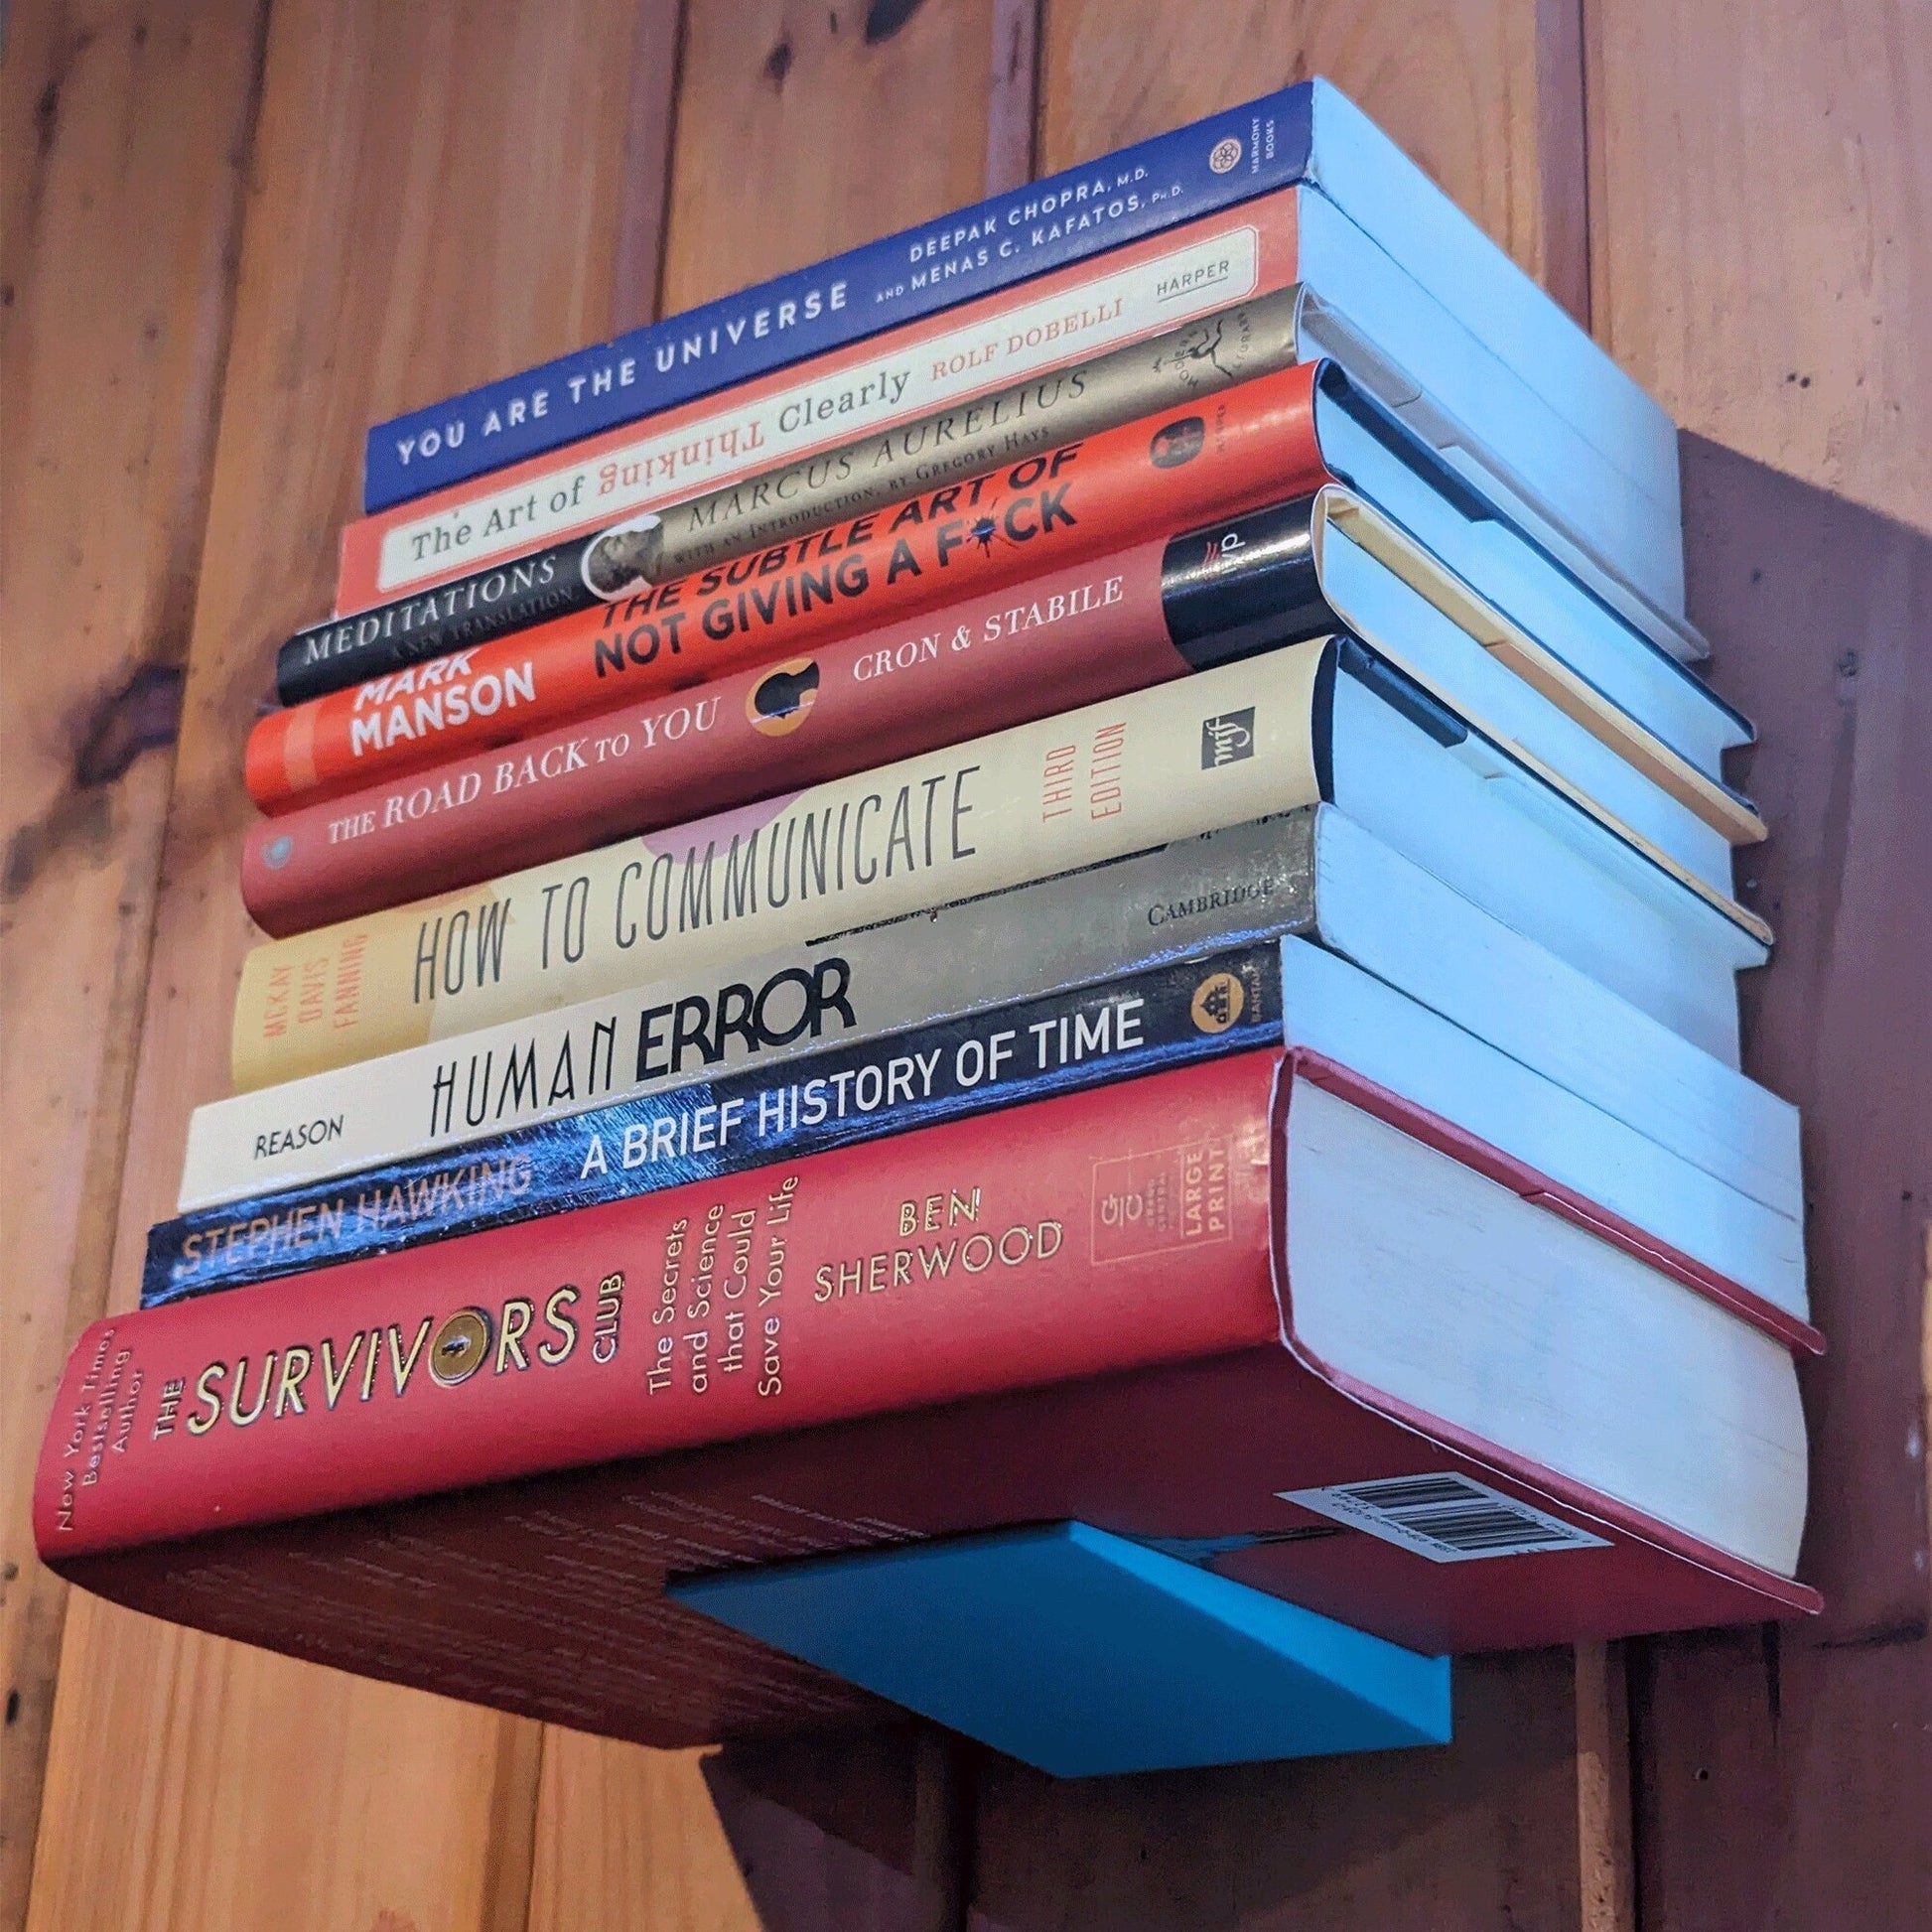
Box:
[280,289,1314,707]
[1160,494,1336,669]
[273,525,646,704]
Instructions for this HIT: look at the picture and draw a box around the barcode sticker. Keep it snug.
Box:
[1278,1473,1612,1564]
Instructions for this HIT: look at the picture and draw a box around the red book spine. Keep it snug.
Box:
[37,1052,1283,1563]
[242,541,1177,936]
[335,192,1306,610]
[243,362,1327,812]
[46,1047,1820,1748]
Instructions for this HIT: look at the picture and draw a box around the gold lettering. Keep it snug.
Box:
[495,1298,533,1372]
[320,1332,363,1409]
[273,1344,313,1418]
[387,1316,432,1395]
[227,1352,276,1427]
[538,1286,580,1366]
[185,1361,225,1436]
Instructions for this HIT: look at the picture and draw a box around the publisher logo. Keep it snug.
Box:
[262,834,295,871]
[1189,971,1247,1035]
[1208,136,1243,175]
[429,1307,493,1387]
[1201,708,1256,767]
[1091,1136,1234,1263]
[1150,415,1205,469]
[748,658,821,737]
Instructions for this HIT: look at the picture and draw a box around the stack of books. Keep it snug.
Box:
[37,81,1817,1777]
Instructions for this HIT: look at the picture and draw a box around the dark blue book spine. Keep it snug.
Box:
[362,87,1314,511]
[144,943,1282,1307]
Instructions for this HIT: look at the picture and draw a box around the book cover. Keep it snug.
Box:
[168,918,1812,1324]
[244,494,1339,934]
[41,1048,1815,1755]
[246,478,1752,941]
[362,87,1320,511]
[192,808,1805,1241]
[289,288,1311,705]
[253,364,1329,811]
[345,191,1312,606]
[230,640,1332,1088]
[345,202,1690,689]
[361,82,1677,528]
[154,942,1282,1304]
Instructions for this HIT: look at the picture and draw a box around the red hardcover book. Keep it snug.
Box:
[38,1050,1817,1749]
[243,363,1328,813]
[239,493,1335,936]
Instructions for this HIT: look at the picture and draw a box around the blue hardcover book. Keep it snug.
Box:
[670,1521,1453,1777]
[363,80,1678,547]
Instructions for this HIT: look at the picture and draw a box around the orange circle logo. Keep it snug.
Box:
[1190,972,1246,1035]
[429,1307,493,1386]
[748,659,821,737]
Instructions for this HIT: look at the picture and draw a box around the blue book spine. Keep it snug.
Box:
[362,87,1315,511]
[144,944,1282,1307]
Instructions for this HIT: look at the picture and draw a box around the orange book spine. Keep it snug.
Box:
[246,361,1327,811]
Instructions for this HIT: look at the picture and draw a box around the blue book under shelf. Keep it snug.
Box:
[670,1520,1452,1778]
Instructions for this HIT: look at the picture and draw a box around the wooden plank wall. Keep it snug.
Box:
[1,0,1923,1926]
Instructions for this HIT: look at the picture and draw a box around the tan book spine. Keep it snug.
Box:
[230,644,1329,1089]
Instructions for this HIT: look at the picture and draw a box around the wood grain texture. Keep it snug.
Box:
[1587,0,1931,536]
[518,10,1022,1923]
[527,1729,972,1932]
[985,0,1043,195]
[1622,434,1932,1932]
[17,3,1924,1927]
[1588,3,1932,1919]
[1036,0,1590,310]
[658,0,1013,313]
[1686,447,1930,1638]
[1630,1629,1932,1930]
[30,1592,544,1932]
[23,2,679,1928]
[967,1651,1588,1930]
[0,3,267,1923]
[707,1729,970,1932]
[526,1740,760,1932]
[1574,1644,1635,1932]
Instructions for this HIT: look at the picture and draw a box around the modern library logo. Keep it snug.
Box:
[1200,708,1256,767]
